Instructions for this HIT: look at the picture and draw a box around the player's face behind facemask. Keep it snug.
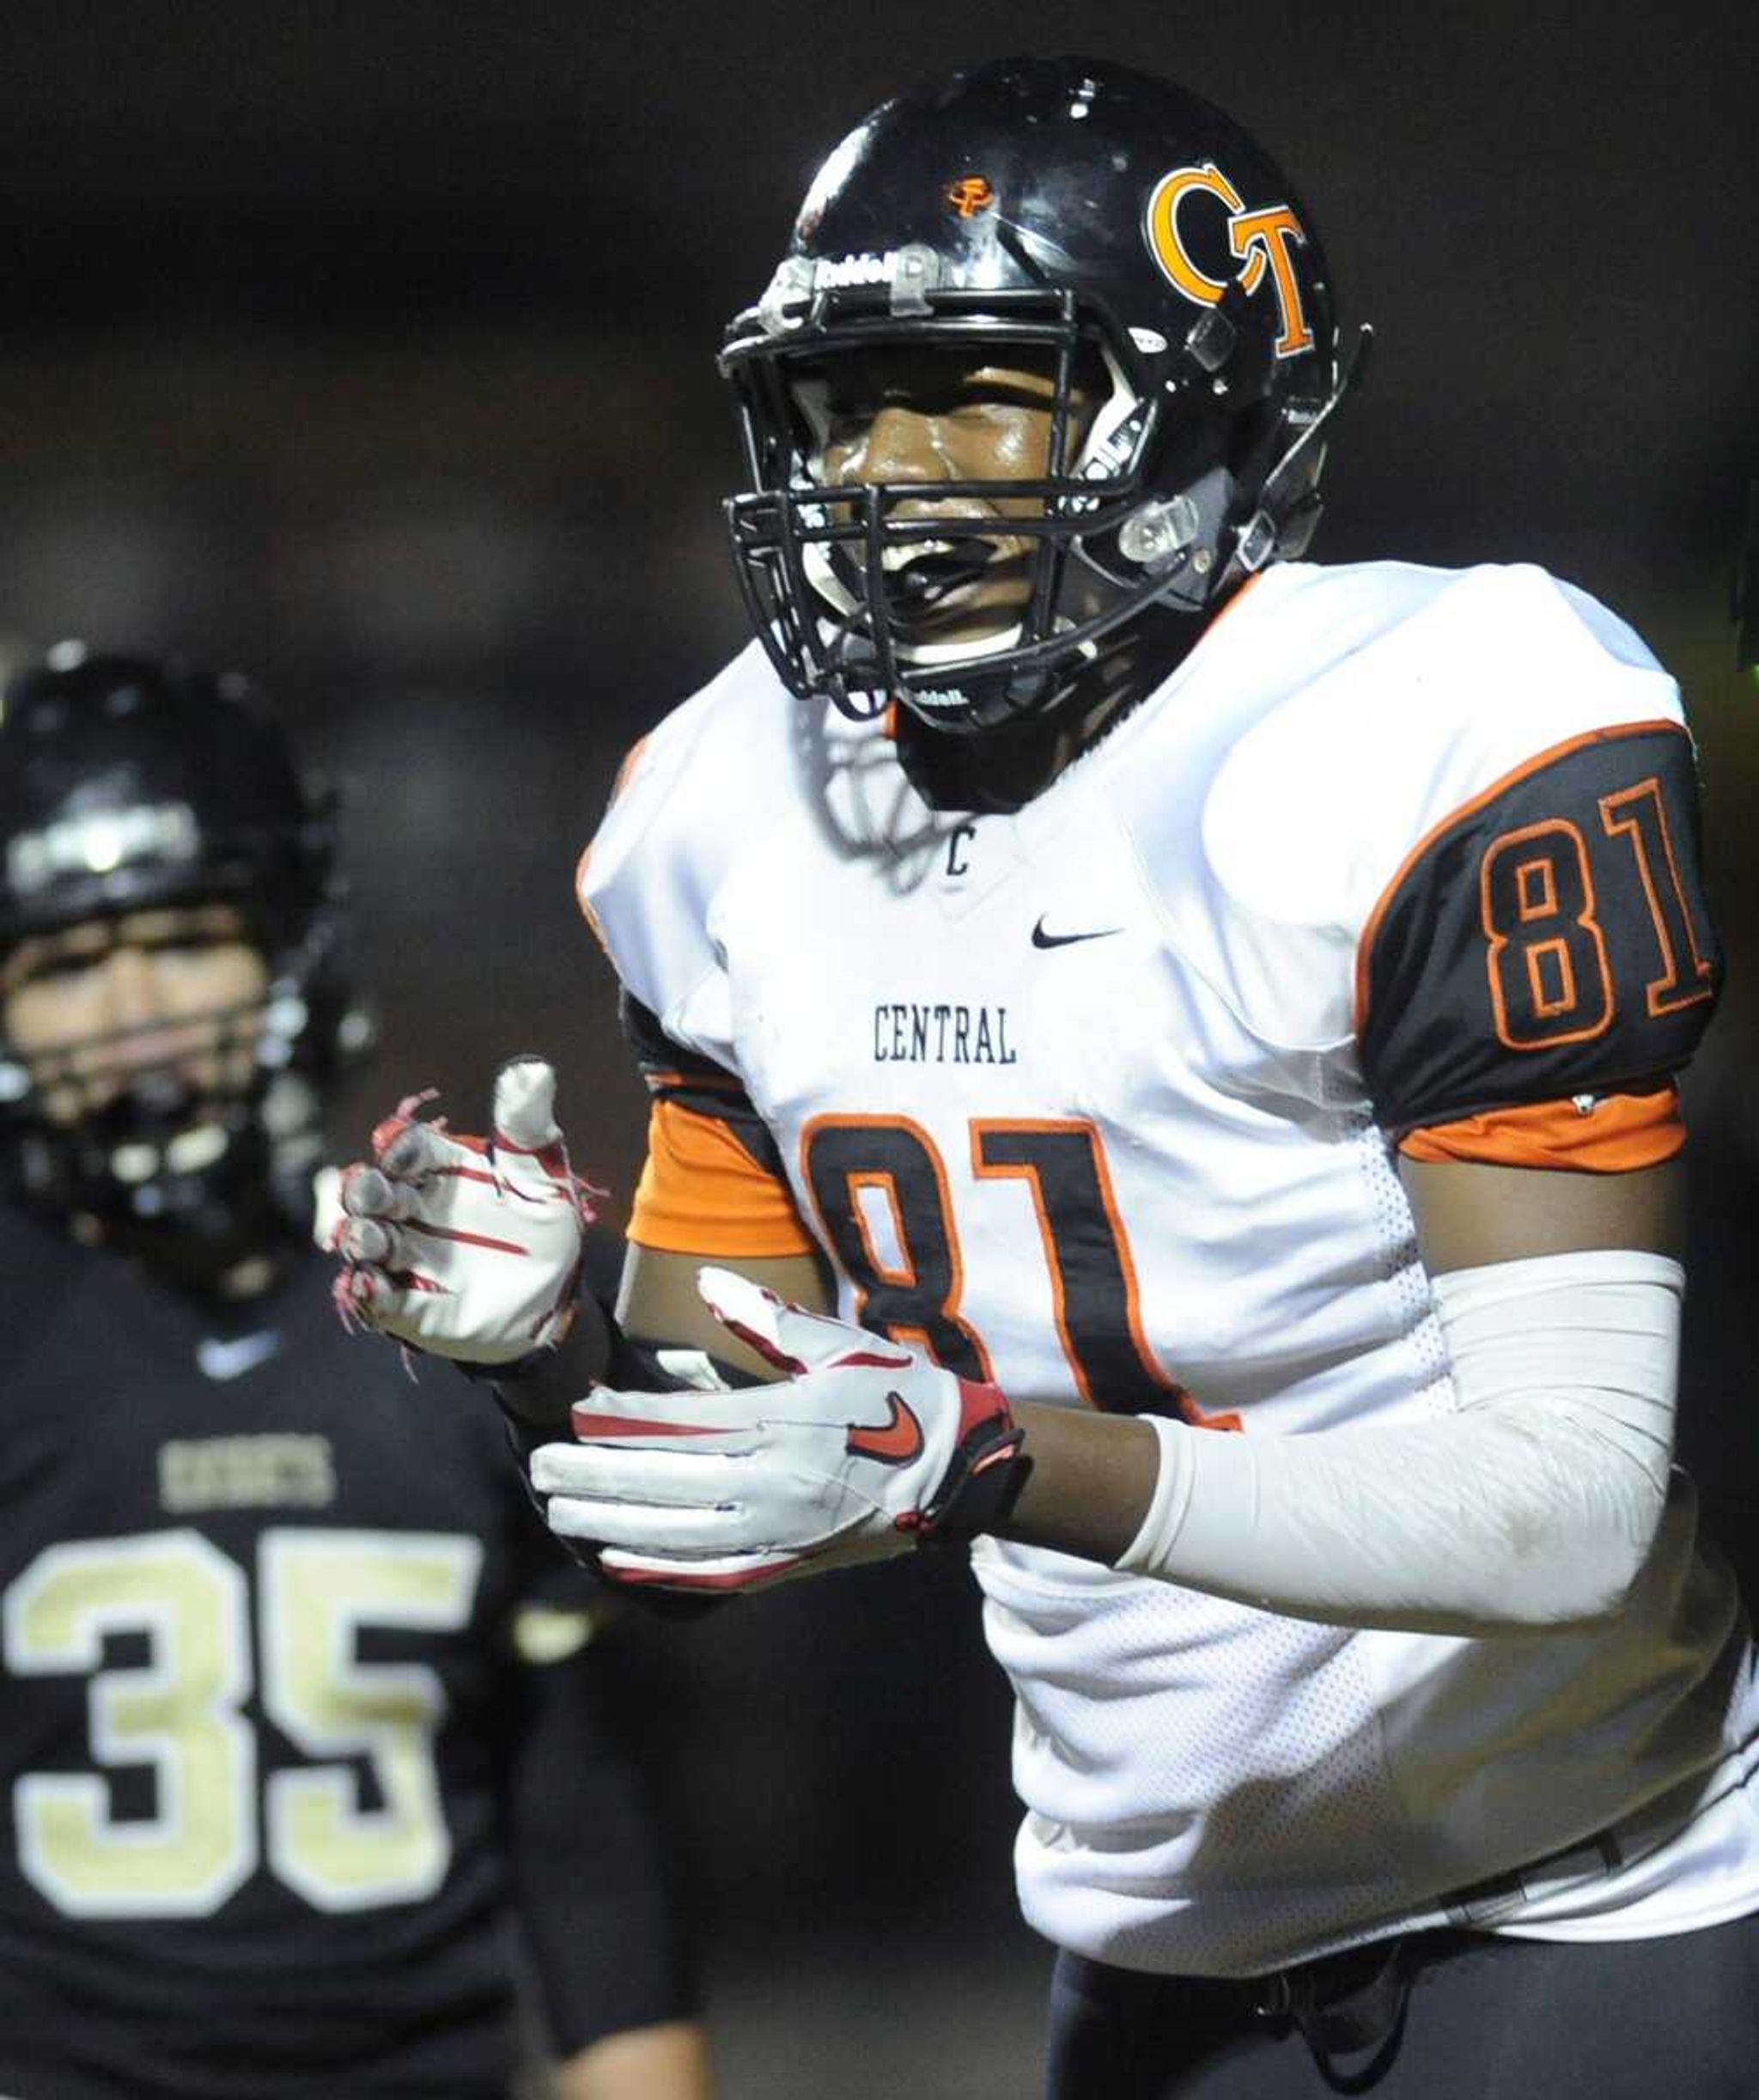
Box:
[0,645,358,1294]
[0,898,312,1294]
[791,333,1203,814]
[3,903,271,1131]
[790,339,1104,658]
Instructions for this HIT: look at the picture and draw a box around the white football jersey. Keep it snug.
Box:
[581,559,1759,1975]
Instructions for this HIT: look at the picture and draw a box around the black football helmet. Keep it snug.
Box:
[721,55,1368,735]
[0,644,363,1283]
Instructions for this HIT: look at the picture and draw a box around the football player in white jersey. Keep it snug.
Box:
[331,57,1759,2098]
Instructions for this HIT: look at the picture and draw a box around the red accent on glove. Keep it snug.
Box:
[569,1407,731,1440]
[954,1376,1013,1438]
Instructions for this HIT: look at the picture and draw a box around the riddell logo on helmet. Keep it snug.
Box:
[1143,162,1315,357]
[813,253,896,289]
[946,174,995,218]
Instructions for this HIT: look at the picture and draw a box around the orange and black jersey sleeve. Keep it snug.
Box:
[620,992,819,1258]
[1355,721,1720,1146]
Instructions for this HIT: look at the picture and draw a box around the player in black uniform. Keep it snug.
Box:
[0,645,713,2100]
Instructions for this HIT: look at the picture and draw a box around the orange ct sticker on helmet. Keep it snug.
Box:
[1144,162,1315,357]
[946,174,995,218]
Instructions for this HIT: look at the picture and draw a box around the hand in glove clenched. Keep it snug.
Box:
[532,1267,1029,1592]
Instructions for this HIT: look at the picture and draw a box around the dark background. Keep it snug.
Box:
[3,5,1755,2092]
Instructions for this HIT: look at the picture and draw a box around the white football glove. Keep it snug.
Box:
[530,1267,1029,1592]
[318,1056,599,1367]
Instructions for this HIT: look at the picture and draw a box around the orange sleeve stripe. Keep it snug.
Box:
[1397,1085,1685,1172]
[609,734,652,804]
[1201,568,1266,641]
[627,1097,819,1257]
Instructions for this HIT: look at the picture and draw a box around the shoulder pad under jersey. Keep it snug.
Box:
[1122,563,1699,1063]
[576,644,797,1070]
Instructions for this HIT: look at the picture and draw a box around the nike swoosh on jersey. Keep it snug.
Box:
[1031,916,1122,949]
[196,1330,283,1382]
[844,1391,924,1465]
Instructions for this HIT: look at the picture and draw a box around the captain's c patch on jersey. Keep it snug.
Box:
[1355,720,1719,1135]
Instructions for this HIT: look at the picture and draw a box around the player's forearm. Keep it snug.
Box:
[1110,1394,1663,1634]
[999,1250,1680,1635]
[999,1403,1161,1563]
[1001,1402,1662,1634]
[508,1640,704,2074]
[551,2019,714,2100]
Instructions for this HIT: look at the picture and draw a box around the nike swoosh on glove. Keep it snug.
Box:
[316,1056,600,1367]
[529,1267,1029,1592]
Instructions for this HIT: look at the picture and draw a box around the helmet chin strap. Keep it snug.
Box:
[1222,323,1375,583]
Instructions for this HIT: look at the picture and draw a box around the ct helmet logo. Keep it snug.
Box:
[946,173,995,218]
[1144,162,1316,357]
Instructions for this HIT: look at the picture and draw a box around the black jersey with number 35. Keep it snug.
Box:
[0,1214,640,2100]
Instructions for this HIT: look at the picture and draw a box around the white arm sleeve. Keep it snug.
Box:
[1115,1248,1680,1634]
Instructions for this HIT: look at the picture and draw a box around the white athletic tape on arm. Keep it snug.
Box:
[1116,1248,1682,1633]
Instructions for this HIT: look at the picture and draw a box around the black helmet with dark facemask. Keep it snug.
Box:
[0,645,362,1288]
[721,54,1367,738]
